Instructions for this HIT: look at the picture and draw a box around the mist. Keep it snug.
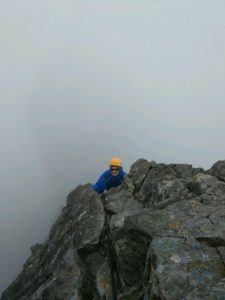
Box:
[1,0,225,293]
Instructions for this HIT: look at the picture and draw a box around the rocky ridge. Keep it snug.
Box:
[1,159,225,300]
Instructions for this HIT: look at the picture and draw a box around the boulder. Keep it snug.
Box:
[207,160,225,182]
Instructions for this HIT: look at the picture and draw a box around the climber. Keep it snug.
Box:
[92,158,127,194]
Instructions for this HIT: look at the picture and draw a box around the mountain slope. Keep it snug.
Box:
[2,159,225,300]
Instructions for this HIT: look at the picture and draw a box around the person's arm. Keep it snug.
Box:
[92,172,107,194]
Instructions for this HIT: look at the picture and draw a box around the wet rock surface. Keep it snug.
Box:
[2,159,225,300]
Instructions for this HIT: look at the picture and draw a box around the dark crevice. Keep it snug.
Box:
[196,237,225,247]
[153,234,186,240]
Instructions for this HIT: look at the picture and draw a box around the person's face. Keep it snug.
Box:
[110,166,120,176]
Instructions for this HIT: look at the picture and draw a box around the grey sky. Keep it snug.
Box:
[1,0,225,293]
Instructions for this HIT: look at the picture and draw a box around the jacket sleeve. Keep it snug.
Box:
[92,172,107,194]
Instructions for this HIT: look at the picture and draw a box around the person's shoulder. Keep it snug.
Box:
[101,169,111,177]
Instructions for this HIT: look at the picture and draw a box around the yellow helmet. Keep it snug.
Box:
[109,157,122,167]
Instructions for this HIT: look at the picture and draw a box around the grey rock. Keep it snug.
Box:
[2,159,225,300]
[136,163,192,207]
[129,159,153,191]
[207,160,225,182]
[147,237,224,300]
[183,277,225,300]
[30,247,93,300]
[169,163,194,178]
[1,184,101,300]
[188,173,225,205]
[104,184,143,230]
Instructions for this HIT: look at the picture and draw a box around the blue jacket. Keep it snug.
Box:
[93,168,127,194]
